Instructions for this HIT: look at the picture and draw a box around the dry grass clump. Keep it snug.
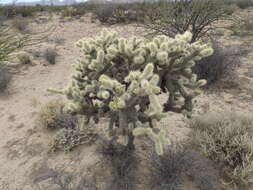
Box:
[17,53,31,65]
[36,99,65,129]
[149,143,221,190]
[189,112,253,188]
[0,64,11,92]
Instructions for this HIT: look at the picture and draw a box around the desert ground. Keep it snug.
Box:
[0,9,253,190]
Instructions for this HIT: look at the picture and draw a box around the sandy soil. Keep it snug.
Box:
[0,12,253,190]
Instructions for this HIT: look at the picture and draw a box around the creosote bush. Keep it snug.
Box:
[149,143,221,190]
[144,0,231,42]
[49,29,213,155]
[193,40,246,87]
[189,112,253,187]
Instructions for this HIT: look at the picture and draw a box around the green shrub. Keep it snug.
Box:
[189,112,253,187]
[49,29,213,155]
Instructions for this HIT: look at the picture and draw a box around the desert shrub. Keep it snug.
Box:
[52,117,97,152]
[236,0,253,9]
[43,48,58,65]
[36,99,65,129]
[230,14,253,36]
[0,64,11,92]
[98,139,138,190]
[16,6,35,17]
[193,40,246,87]
[12,17,29,33]
[189,112,253,187]
[92,4,138,25]
[93,4,115,24]
[61,6,79,17]
[149,143,221,190]
[49,29,213,154]
[0,24,29,63]
[144,0,231,42]
[18,53,31,65]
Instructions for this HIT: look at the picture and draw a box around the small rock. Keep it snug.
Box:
[223,94,233,104]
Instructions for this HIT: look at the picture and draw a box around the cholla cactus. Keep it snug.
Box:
[50,29,213,155]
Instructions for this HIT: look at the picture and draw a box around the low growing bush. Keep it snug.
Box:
[36,99,65,129]
[98,139,138,190]
[149,143,221,190]
[236,0,253,9]
[230,14,253,36]
[43,48,58,65]
[0,64,11,92]
[193,41,247,87]
[189,112,253,187]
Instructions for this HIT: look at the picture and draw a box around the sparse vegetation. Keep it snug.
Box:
[0,64,11,92]
[235,0,253,9]
[18,53,31,65]
[230,14,253,36]
[149,143,221,190]
[193,40,247,87]
[43,48,58,65]
[12,17,29,33]
[144,0,231,42]
[1,2,253,190]
[189,112,253,188]
[36,99,65,129]
[98,139,138,190]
